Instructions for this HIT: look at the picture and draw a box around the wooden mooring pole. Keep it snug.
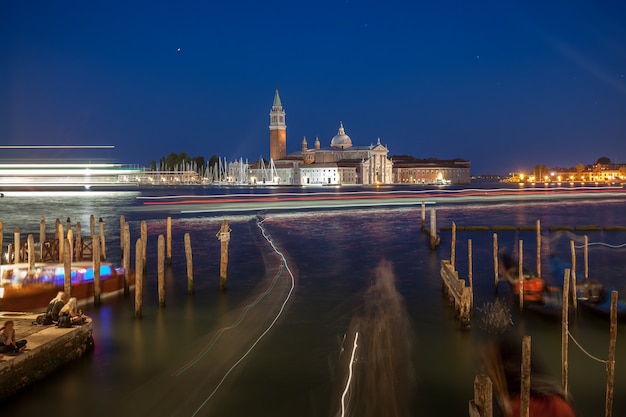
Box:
[493,233,498,292]
[135,238,143,318]
[166,216,172,265]
[521,336,531,417]
[605,290,618,417]
[57,222,64,263]
[39,217,45,261]
[518,240,524,311]
[421,201,426,231]
[13,227,20,264]
[536,219,541,277]
[93,233,101,306]
[184,233,193,294]
[468,239,473,309]
[141,220,147,270]
[0,221,3,265]
[583,235,589,279]
[217,220,231,291]
[430,208,438,249]
[99,217,106,260]
[562,268,571,394]
[451,222,456,270]
[123,222,130,295]
[119,215,125,261]
[27,234,35,271]
[469,374,492,417]
[158,234,165,307]
[570,240,578,311]
[76,222,82,261]
[64,238,72,297]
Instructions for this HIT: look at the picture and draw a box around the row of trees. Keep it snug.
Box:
[149,153,220,174]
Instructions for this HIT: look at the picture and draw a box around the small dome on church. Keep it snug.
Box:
[330,122,352,149]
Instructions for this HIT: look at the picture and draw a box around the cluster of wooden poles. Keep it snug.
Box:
[437,219,619,417]
[1,216,234,319]
[117,216,232,318]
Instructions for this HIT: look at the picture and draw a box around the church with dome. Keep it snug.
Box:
[251,88,393,185]
[245,87,470,186]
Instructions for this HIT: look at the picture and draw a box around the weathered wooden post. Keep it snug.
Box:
[451,222,457,269]
[64,238,72,297]
[493,233,499,291]
[569,240,578,311]
[123,222,131,295]
[420,201,426,231]
[0,220,3,265]
[184,233,193,294]
[67,229,74,265]
[119,215,125,262]
[521,336,531,417]
[605,290,618,417]
[76,222,82,261]
[158,234,165,307]
[430,208,438,249]
[166,216,172,265]
[39,216,45,261]
[518,240,524,311]
[562,268,571,394]
[93,233,101,306]
[135,238,143,318]
[7,244,13,264]
[583,235,589,279]
[99,217,106,260]
[470,374,493,417]
[27,234,35,271]
[141,220,147,270]
[536,219,541,277]
[66,217,71,234]
[57,222,64,263]
[468,238,473,308]
[217,220,231,291]
[90,214,95,241]
[13,227,20,264]
[55,218,61,241]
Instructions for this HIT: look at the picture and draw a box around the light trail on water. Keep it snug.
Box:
[340,331,359,417]
[187,216,296,416]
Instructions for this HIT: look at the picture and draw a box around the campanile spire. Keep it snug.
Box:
[269,86,286,161]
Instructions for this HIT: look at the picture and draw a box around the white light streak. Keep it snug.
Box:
[341,331,359,417]
[0,145,115,149]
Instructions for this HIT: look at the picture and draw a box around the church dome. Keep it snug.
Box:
[330,122,352,149]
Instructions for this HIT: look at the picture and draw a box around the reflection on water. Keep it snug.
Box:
[1,191,626,416]
[331,259,415,417]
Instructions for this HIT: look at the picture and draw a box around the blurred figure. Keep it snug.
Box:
[482,335,577,417]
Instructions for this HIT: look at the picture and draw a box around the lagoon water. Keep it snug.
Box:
[1,186,626,416]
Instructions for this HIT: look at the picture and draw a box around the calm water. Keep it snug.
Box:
[1,186,626,417]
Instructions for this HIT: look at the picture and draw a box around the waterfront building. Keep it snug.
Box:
[392,156,471,185]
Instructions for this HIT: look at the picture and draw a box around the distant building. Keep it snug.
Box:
[249,88,470,186]
[392,156,471,185]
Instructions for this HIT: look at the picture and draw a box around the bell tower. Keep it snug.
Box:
[269,87,286,161]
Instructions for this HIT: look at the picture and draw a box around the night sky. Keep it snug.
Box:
[3,1,626,174]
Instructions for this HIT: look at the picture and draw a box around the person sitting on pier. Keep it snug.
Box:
[0,320,27,354]
[46,291,69,323]
[58,297,85,326]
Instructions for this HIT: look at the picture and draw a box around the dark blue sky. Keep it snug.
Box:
[3,1,626,174]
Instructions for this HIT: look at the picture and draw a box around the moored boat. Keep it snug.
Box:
[0,262,130,311]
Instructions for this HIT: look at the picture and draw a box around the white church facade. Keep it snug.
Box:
[249,88,394,186]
